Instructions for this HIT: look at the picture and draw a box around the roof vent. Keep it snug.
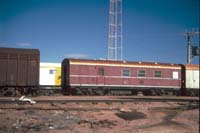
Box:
[123,61,126,63]
[99,58,106,60]
[139,61,142,64]
[155,62,158,64]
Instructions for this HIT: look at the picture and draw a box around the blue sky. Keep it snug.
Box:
[0,0,199,64]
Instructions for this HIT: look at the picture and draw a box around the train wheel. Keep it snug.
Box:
[131,90,138,95]
[1,87,16,96]
[14,87,23,96]
[137,91,144,96]
[151,90,156,96]
[143,90,151,96]
[190,91,195,96]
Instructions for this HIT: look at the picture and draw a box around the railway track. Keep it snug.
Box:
[0,96,199,104]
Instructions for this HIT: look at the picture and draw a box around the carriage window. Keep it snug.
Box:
[49,69,57,74]
[122,69,130,76]
[98,68,104,76]
[154,71,161,77]
[138,70,146,77]
[172,71,178,79]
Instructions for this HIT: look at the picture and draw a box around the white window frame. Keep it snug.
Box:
[172,71,178,79]
[154,71,162,77]
[122,69,131,77]
[138,70,146,77]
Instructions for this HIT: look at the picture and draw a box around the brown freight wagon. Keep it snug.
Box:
[0,47,40,96]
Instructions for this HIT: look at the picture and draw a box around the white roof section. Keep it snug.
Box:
[40,62,61,67]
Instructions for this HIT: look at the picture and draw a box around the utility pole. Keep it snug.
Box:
[185,30,200,64]
[108,0,123,60]
[187,32,191,64]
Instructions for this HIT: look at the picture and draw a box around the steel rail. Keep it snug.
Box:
[0,97,199,104]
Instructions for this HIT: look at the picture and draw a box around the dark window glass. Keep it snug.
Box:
[122,69,130,76]
[154,71,161,77]
[49,69,57,74]
[138,70,146,77]
[98,68,104,76]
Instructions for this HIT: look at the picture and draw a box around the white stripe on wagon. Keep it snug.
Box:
[70,75,181,80]
[70,62,181,70]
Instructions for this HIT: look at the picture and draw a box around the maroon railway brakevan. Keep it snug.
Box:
[61,58,182,95]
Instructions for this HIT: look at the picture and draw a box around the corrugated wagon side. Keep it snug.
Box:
[0,47,40,96]
[184,64,199,96]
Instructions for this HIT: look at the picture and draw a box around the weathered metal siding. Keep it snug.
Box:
[185,64,199,89]
[67,59,181,88]
[186,70,199,89]
[0,47,39,87]
[70,65,97,85]
[0,54,7,86]
[28,56,39,85]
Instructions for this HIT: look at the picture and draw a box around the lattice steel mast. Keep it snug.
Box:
[108,0,123,60]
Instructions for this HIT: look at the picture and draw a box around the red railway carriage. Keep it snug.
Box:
[62,59,182,95]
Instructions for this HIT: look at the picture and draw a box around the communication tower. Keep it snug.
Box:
[108,0,123,60]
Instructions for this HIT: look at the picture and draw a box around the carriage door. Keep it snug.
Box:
[97,68,105,85]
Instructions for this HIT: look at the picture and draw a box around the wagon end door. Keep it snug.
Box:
[97,68,105,85]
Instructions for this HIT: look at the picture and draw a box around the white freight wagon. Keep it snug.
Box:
[40,63,61,86]
[185,64,199,96]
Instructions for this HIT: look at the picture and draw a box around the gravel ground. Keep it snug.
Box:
[0,101,199,133]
